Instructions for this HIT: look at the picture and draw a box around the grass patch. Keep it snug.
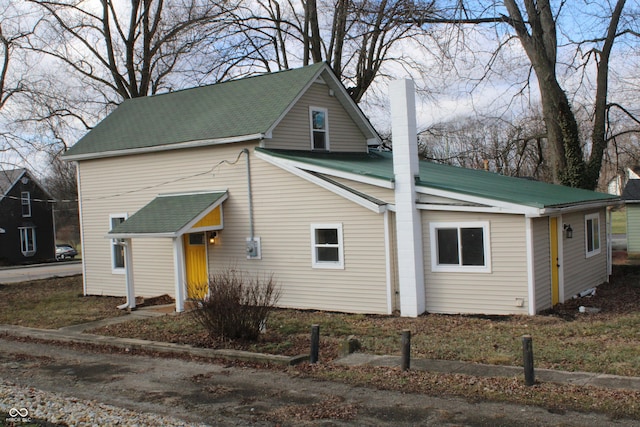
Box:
[87,271,640,377]
[0,276,124,329]
[611,206,627,234]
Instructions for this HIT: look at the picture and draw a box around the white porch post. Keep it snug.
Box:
[390,79,426,317]
[173,237,186,312]
[124,238,135,309]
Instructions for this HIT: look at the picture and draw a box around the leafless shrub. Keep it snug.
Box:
[188,268,280,341]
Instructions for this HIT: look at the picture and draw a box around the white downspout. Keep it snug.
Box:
[117,238,136,310]
[389,79,425,317]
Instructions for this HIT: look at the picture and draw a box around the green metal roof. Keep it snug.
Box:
[257,148,618,209]
[65,63,327,158]
[108,192,227,236]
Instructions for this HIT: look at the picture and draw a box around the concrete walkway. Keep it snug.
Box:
[1,307,639,392]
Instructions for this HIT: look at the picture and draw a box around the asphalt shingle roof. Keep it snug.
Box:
[0,169,25,195]
[622,180,640,202]
[109,192,227,236]
[257,148,618,209]
[65,63,327,158]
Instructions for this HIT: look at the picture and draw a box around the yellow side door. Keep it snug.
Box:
[184,233,208,299]
[550,217,560,306]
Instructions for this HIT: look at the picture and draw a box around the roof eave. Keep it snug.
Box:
[64,133,265,161]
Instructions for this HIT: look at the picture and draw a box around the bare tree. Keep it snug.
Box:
[412,0,638,190]
[225,0,438,102]
[27,0,239,108]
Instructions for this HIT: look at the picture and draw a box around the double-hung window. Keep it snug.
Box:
[19,227,36,257]
[430,222,491,272]
[21,192,31,217]
[585,213,601,258]
[110,214,127,273]
[311,223,344,269]
[310,107,329,151]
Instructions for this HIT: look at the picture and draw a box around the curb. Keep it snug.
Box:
[0,324,308,367]
[1,323,640,392]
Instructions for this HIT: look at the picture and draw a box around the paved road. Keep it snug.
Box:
[0,337,636,427]
[0,261,82,284]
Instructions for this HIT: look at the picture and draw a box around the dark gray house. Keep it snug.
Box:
[0,169,56,265]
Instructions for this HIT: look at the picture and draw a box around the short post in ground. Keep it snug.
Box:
[310,324,320,364]
[401,329,411,371]
[522,334,535,386]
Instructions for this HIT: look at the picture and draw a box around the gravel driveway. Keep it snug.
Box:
[0,337,636,426]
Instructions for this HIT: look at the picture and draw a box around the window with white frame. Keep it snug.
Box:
[311,223,344,269]
[429,222,491,272]
[310,107,329,151]
[21,192,31,217]
[110,214,127,272]
[585,213,601,257]
[19,227,36,256]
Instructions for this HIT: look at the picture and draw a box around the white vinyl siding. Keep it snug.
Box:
[423,212,529,315]
[266,82,367,152]
[77,141,389,313]
[532,217,552,312]
[561,210,608,299]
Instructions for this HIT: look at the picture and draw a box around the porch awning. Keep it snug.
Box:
[108,191,228,238]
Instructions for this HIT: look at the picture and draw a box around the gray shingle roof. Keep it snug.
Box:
[64,63,328,159]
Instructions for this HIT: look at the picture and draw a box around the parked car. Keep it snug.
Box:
[55,244,78,261]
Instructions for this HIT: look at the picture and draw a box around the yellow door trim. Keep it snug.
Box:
[184,233,208,299]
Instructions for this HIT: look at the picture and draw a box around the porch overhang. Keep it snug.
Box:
[107,191,228,239]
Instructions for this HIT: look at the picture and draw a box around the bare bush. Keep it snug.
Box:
[188,268,280,341]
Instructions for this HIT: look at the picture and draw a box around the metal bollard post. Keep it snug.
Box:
[522,334,535,386]
[401,329,411,371]
[310,324,320,364]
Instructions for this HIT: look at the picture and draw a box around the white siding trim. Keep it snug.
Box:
[109,213,128,274]
[255,150,387,212]
[417,203,526,215]
[255,150,394,189]
[310,223,344,269]
[585,212,602,258]
[384,210,393,314]
[558,215,566,303]
[428,221,492,273]
[416,186,540,216]
[63,133,266,161]
[526,218,536,315]
[76,162,88,295]
[173,237,185,312]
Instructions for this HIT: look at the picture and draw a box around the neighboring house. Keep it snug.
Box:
[63,62,619,317]
[622,180,640,256]
[0,169,56,265]
[607,166,640,195]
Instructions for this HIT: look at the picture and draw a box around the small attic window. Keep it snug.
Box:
[310,107,329,151]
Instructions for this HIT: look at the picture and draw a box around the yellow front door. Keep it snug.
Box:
[184,233,208,299]
[550,217,560,305]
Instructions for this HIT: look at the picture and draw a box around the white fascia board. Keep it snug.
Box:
[416,185,539,216]
[256,150,386,213]
[106,232,176,239]
[63,134,265,161]
[255,150,394,189]
[417,203,528,215]
[540,199,623,216]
